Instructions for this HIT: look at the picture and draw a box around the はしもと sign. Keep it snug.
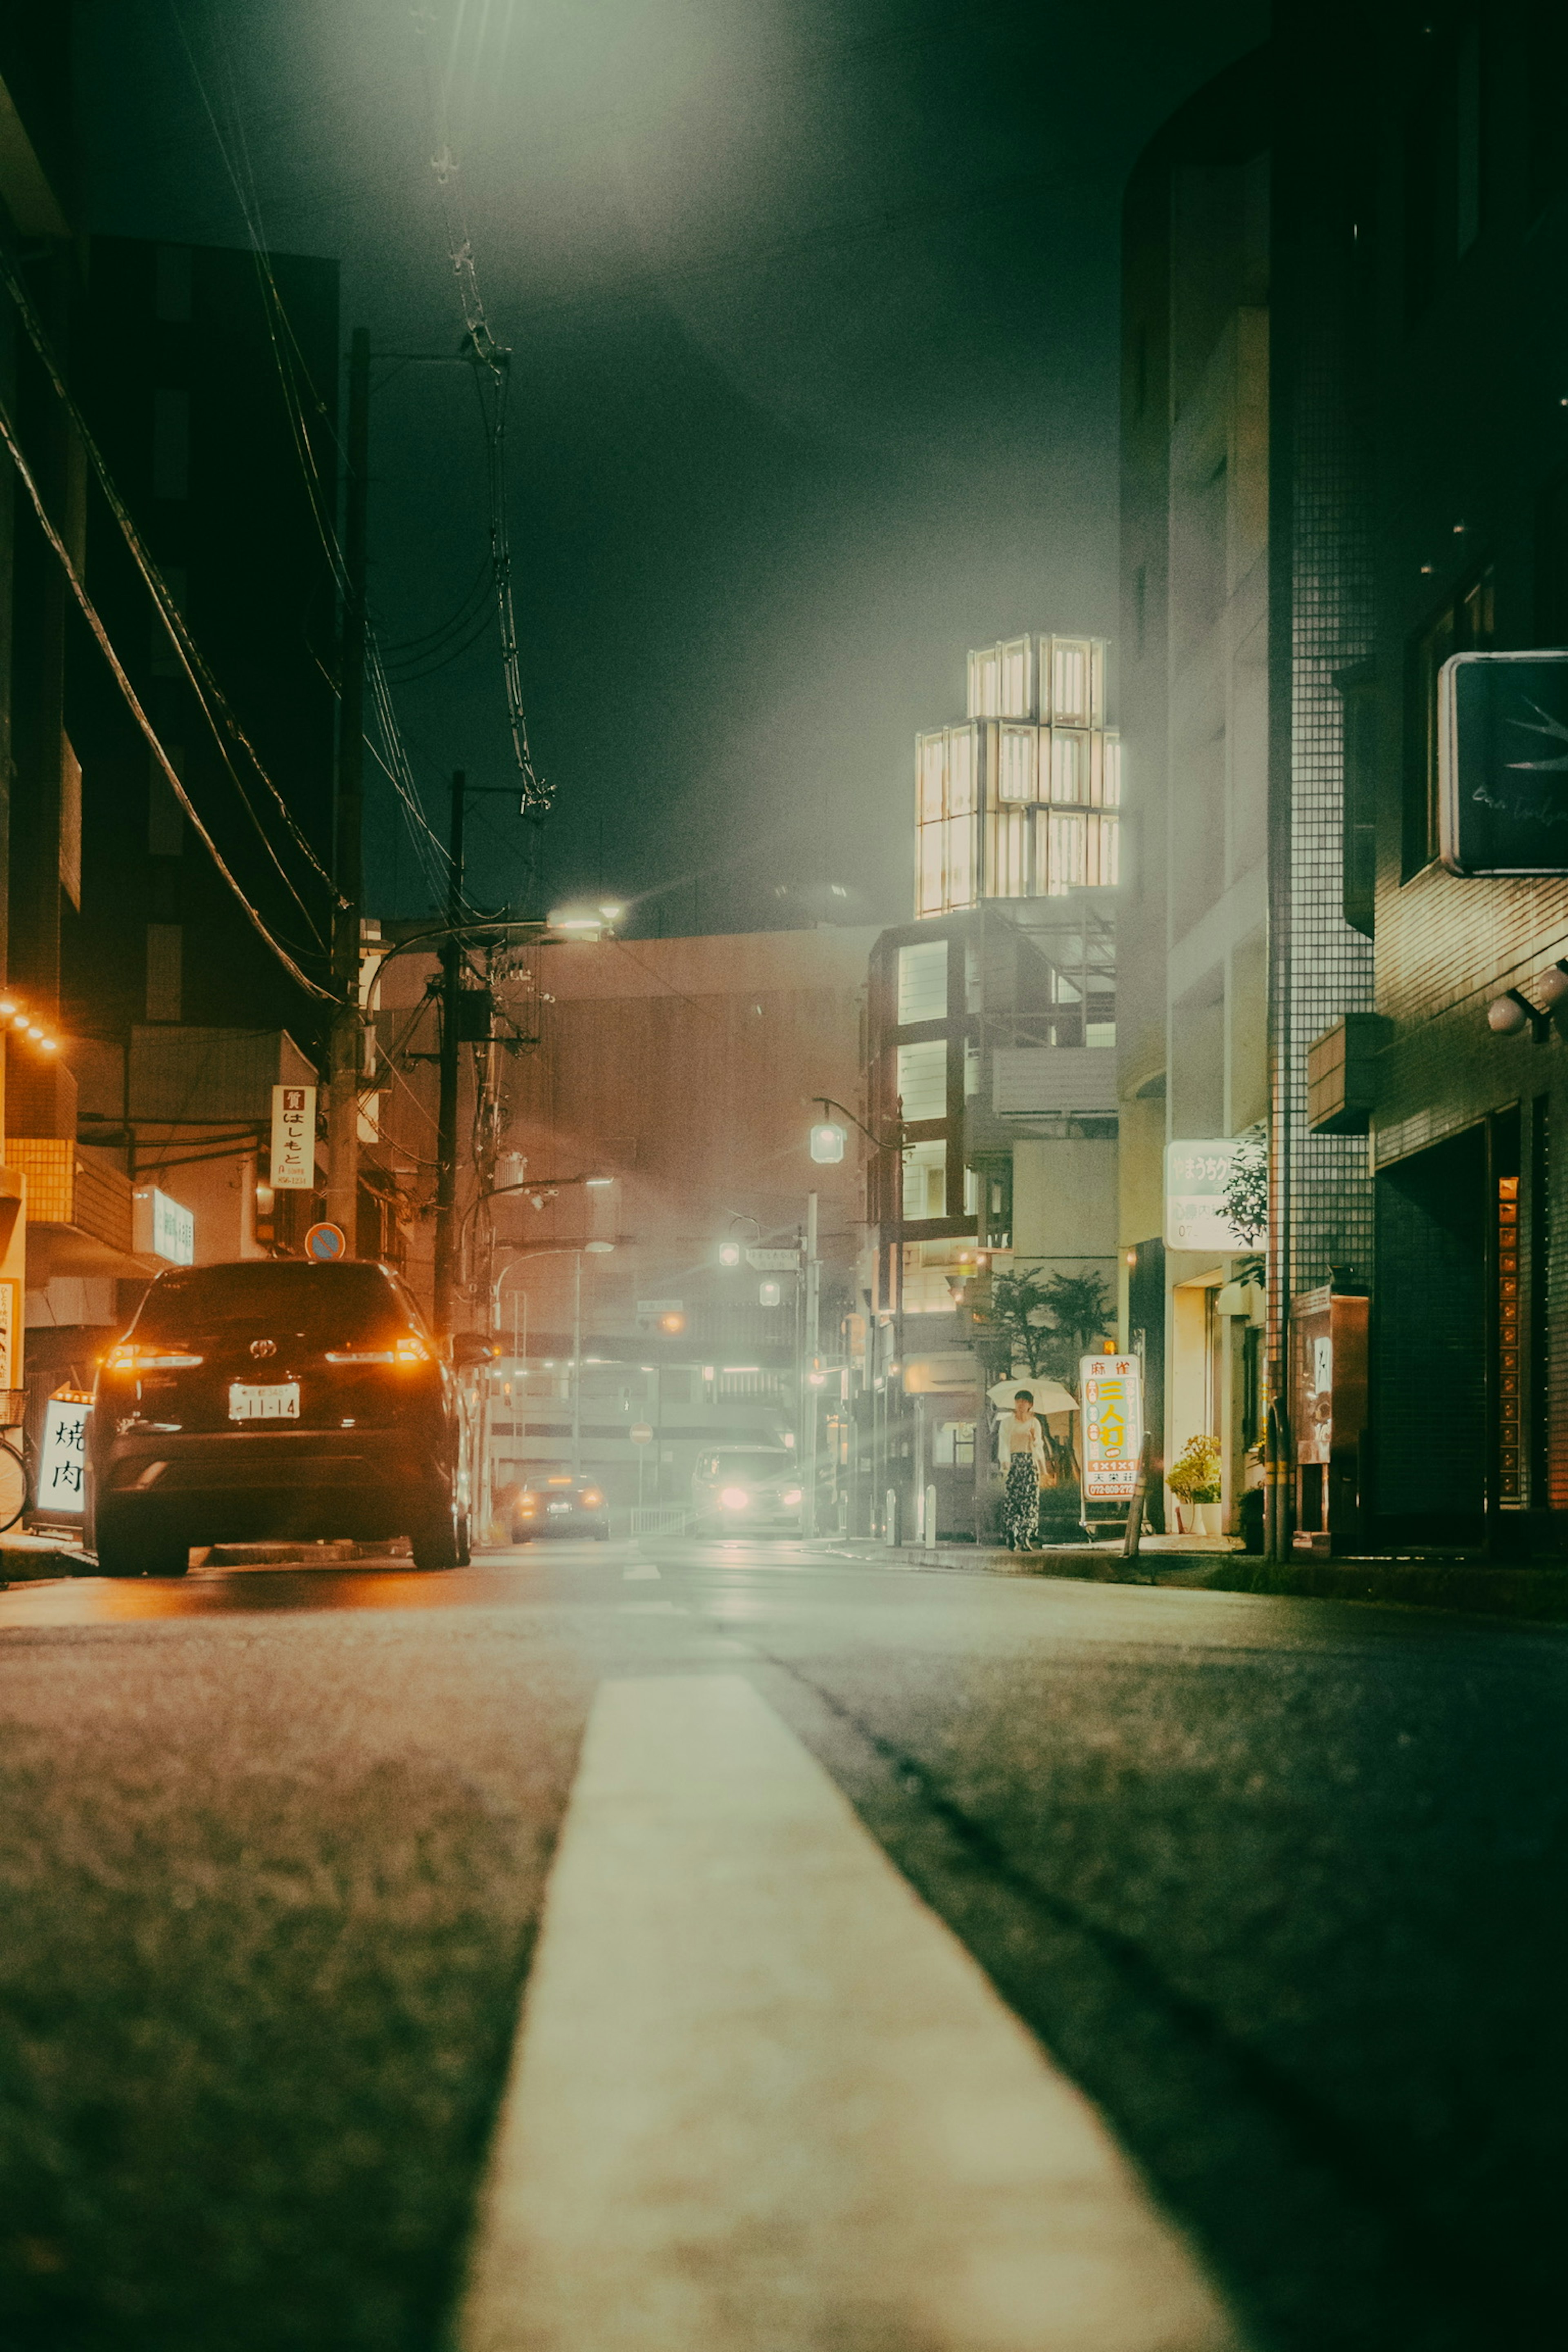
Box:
[271,1084,317,1189]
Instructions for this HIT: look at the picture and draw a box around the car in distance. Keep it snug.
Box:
[509,1473,610,1541]
[87,1260,486,1577]
[690,1447,803,1534]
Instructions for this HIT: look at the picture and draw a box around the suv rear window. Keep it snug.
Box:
[133,1262,407,1344]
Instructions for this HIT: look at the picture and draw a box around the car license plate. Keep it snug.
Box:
[228,1382,301,1421]
[547,1499,572,1513]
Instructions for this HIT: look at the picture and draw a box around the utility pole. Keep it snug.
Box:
[804,1190,820,1536]
[571,1249,584,1477]
[326,325,370,1245]
[433,768,466,1333]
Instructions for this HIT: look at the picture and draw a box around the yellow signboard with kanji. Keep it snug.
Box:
[1080,1354,1144,1504]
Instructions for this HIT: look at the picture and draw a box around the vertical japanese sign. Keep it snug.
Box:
[1080,1354,1144,1506]
[0,1278,19,1392]
[38,1390,91,1517]
[270,1084,316,1189]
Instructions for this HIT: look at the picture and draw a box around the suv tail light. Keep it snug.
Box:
[325,1333,433,1366]
[580,1488,604,1508]
[102,1343,203,1372]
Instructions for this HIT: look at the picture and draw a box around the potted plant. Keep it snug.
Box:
[1167,1434,1222,1535]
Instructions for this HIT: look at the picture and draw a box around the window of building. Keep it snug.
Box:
[60,738,81,909]
[895,1038,947,1122]
[1535,466,1568,646]
[149,744,185,855]
[154,244,192,323]
[897,939,947,1024]
[1526,0,1567,220]
[153,389,190,500]
[902,1140,947,1221]
[145,923,183,1022]
[1404,11,1488,322]
[1404,562,1493,876]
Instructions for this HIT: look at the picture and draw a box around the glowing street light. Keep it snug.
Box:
[717,1240,742,1267]
[809,1120,846,1164]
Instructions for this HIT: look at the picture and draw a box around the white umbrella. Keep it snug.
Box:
[987,1377,1078,1415]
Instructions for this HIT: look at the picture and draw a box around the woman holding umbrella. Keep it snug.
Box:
[999,1389,1047,1550]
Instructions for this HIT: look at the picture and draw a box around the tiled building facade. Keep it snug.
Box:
[1127,3,1568,1556]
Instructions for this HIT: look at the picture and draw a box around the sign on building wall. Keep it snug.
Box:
[36,1389,91,1518]
[134,1188,195,1266]
[0,1279,18,1393]
[270,1083,317,1189]
[1165,1139,1267,1254]
[1080,1355,1143,1505]
[1439,650,1568,875]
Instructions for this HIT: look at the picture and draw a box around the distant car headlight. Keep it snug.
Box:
[782,1488,802,1506]
[720,1486,750,1509]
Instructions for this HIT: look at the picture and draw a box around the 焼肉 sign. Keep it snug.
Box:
[1440,650,1568,875]
[1080,1356,1143,1505]
[38,1389,91,1518]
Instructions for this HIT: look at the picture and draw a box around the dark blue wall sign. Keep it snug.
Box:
[1440,650,1568,875]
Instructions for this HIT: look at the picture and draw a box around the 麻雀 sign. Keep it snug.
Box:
[1080,1356,1143,1506]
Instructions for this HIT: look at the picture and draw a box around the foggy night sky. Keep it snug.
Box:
[77,0,1263,934]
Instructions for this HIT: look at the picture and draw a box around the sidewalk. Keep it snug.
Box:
[0,1528,91,1584]
[829,1536,1568,1625]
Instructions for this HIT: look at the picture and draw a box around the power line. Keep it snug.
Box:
[0,386,335,1003]
[0,241,340,946]
[414,0,550,815]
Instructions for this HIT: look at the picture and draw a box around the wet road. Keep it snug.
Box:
[0,1535,1563,2351]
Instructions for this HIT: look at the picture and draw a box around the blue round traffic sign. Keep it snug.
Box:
[304,1221,347,1263]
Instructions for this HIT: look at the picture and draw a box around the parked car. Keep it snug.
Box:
[690,1447,803,1534]
[509,1473,610,1541]
[87,1260,485,1577]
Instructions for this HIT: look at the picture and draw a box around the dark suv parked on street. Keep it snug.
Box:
[87,1260,477,1577]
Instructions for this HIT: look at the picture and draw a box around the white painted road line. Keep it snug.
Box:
[623,1563,661,1581]
[456,1674,1242,2352]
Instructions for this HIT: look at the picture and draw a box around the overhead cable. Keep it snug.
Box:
[414,0,551,814]
[0,388,336,1003]
[0,242,341,941]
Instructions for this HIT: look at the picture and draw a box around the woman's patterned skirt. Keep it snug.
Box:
[1002,1447,1040,1550]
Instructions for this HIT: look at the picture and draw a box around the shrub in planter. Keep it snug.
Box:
[1167,1435,1221,1505]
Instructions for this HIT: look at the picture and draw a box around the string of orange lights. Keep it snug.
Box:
[0,994,60,1056]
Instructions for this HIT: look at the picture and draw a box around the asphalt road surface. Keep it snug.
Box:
[0,1535,1562,2352]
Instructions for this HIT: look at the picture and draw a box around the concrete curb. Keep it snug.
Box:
[828,1539,1568,1624]
[0,1531,91,1584]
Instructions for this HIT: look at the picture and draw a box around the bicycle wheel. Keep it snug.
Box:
[0,1436,30,1534]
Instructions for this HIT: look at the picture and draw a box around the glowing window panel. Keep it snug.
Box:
[902,1139,947,1221]
[1051,729,1089,805]
[898,940,948,1024]
[917,731,946,823]
[1047,810,1087,895]
[942,813,976,910]
[946,724,977,815]
[999,635,1034,717]
[896,1038,947,1121]
[998,724,1038,802]
[984,808,1028,898]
